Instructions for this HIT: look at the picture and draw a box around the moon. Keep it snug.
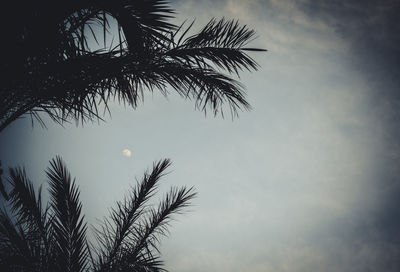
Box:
[122,149,131,157]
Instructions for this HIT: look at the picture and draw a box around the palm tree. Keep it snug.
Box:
[0,156,195,271]
[0,0,265,132]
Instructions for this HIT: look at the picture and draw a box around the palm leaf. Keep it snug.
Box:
[95,159,171,271]
[127,187,196,261]
[0,157,195,271]
[46,156,88,272]
[7,168,45,230]
[0,1,264,132]
[0,207,37,270]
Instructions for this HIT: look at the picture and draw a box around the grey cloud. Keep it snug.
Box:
[164,1,400,271]
[294,1,400,268]
[298,0,400,97]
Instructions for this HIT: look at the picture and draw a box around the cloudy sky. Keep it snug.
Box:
[1,0,400,271]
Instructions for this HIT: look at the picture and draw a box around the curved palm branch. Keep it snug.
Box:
[0,0,265,132]
[0,157,195,272]
[0,168,52,271]
[46,157,88,272]
[94,159,171,271]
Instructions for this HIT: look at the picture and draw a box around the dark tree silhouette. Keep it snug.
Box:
[0,0,265,132]
[0,157,195,271]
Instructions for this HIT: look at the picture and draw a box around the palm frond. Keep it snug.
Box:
[7,168,44,229]
[0,208,34,270]
[0,157,195,271]
[0,2,264,132]
[119,253,166,272]
[40,52,252,118]
[46,156,88,272]
[7,167,53,266]
[128,187,196,260]
[168,18,266,76]
[183,18,256,49]
[149,63,251,116]
[0,165,57,271]
[95,159,171,271]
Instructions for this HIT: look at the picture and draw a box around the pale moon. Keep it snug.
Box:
[122,149,131,157]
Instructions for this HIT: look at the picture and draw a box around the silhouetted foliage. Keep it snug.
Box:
[0,157,195,271]
[0,0,265,132]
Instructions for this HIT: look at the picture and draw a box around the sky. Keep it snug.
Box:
[1,0,400,271]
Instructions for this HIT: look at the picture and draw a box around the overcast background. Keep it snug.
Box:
[1,0,400,271]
